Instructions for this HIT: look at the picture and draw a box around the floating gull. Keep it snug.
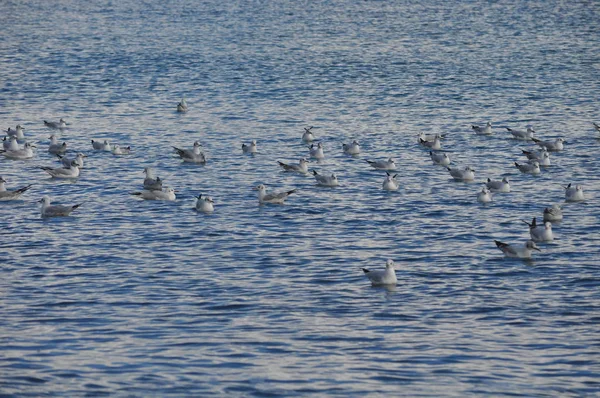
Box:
[131,188,176,201]
[312,170,339,187]
[471,122,492,135]
[342,140,361,155]
[242,140,258,154]
[418,132,445,143]
[362,259,397,286]
[309,142,325,160]
[7,125,25,140]
[302,126,316,143]
[507,126,535,140]
[366,157,396,170]
[477,187,493,203]
[39,161,80,178]
[48,135,67,155]
[255,184,295,205]
[173,141,206,163]
[382,172,399,191]
[419,135,441,150]
[447,166,475,181]
[564,183,585,202]
[44,118,67,129]
[58,153,86,168]
[0,142,36,159]
[514,161,540,174]
[195,194,214,213]
[112,145,132,155]
[522,147,549,161]
[486,177,510,193]
[430,151,450,166]
[143,167,163,191]
[91,139,111,151]
[3,136,19,151]
[523,217,554,242]
[278,158,309,174]
[0,176,32,201]
[40,196,82,218]
[532,137,565,152]
[494,240,540,259]
[177,98,188,112]
[543,204,563,222]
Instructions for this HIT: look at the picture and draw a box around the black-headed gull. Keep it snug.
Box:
[471,122,492,135]
[44,118,67,129]
[255,184,295,205]
[242,140,258,154]
[532,137,565,152]
[195,194,215,213]
[342,140,360,155]
[3,136,19,151]
[112,145,132,155]
[477,187,493,203]
[309,142,324,160]
[0,176,32,200]
[173,141,206,163]
[523,217,554,242]
[447,166,475,181]
[39,196,82,217]
[506,126,535,140]
[302,126,316,143]
[39,161,80,178]
[366,157,396,170]
[91,139,111,151]
[430,151,450,166]
[419,135,441,150]
[563,183,585,202]
[278,158,309,174]
[58,153,86,168]
[177,98,188,112]
[514,161,540,174]
[362,259,397,286]
[0,142,36,159]
[494,240,540,259]
[543,204,563,222]
[48,135,67,155]
[143,167,163,191]
[486,177,510,193]
[131,188,176,201]
[7,125,25,140]
[382,172,399,191]
[312,170,339,187]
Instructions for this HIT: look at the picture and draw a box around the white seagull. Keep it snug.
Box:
[278,158,309,174]
[419,135,441,150]
[309,142,325,160]
[362,259,397,286]
[543,204,563,222]
[495,240,540,259]
[312,170,339,187]
[382,172,399,191]
[430,151,450,166]
[255,184,296,205]
[195,194,215,213]
[173,141,206,163]
[523,217,554,242]
[143,167,163,191]
[48,135,67,155]
[112,145,132,155]
[486,177,510,193]
[3,136,20,151]
[417,132,445,143]
[39,161,80,179]
[532,137,565,152]
[0,176,32,200]
[342,140,361,155]
[7,125,25,140]
[506,126,535,140]
[177,98,188,112]
[514,161,540,174]
[131,188,176,201]
[522,147,549,161]
[39,196,82,218]
[447,166,475,181]
[44,118,67,129]
[471,122,492,135]
[1,142,36,160]
[477,187,493,203]
[242,140,258,154]
[57,153,86,168]
[366,157,396,170]
[302,126,316,143]
[91,139,111,151]
[564,183,585,202]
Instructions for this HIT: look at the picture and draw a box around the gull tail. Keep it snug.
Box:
[361,268,370,274]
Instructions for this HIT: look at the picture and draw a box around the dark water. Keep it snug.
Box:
[1,0,599,396]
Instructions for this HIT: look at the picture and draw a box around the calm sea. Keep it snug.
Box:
[1,0,599,396]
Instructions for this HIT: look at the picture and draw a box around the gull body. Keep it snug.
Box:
[532,137,565,152]
[362,259,397,286]
[309,142,325,160]
[58,153,86,168]
[278,158,309,174]
[564,183,585,202]
[342,140,361,155]
[486,177,510,193]
[91,139,111,151]
[543,204,563,222]
[523,217,554,242]
[242,140,258,154]
[477,187,493,203]
[131,188,176,201]
[177,98,188,112]
[472,122,492,135]
[39,196,82,217]
[312,170,339,187]
[522,147,549,161]
[1,142,36,159]
[302,127,315,143]
[44,118,67,129]
[515,161,540,174]
[430,151,450,166]
[382,172,399,191]
[195,194,215,213]
[366,157,396,170]
[112,145,132,155]
[48,135,67,155]
[7,125,25,140]
[255,184,295,205]
[447,166,475,181]
[3,136,20,151]
[39,161,80,179]
[173,141,206,163]
[507,126,535,140]
[419,136,441,150]
[495,240,540,259]
[0,176,32,201]
[143,167,163,191]
[417,132,445,143]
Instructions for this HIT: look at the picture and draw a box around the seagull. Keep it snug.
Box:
[523,217,554,242]
[522,147,549,161]
[242,140,258,154]
[195,194,215,213]
[514,161,540,174]
[362,259,397,286]
[309,142,325,160]
[506,126,535,140]
[543,204,563,222]
[57,153,86,168]
[382,172,399,191]
[342,140,361,155]
[130,188,176,201]
[494,240,540,259]
[0,142,36,159]
[486,177,510,193]
[177,98,188,112]
[447,166,475,181]
[366,157,396,170]
[7,125,25,140]
[417,132,445,143]
[143,167,163,191]
[0,176,32,200]
[39,161,80,178]
[112,145,132,155]
[3,136,20,151]
[44,118,67,129]
[430,151,450,166]
[312,170,339,187]
[419,135,441,150]
[173,141,206,163]
[48,135,67,155]
[302,126,316,142]
[564,183,585,202]
[477,187,493,203]
[278,158,309,174]
[471,122,492,135]
[91,139,111,151]
[531,137,565,152]
[255,184,295,205]
[39,196,82,218]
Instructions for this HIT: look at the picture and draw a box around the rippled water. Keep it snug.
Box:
[1,0,600,396]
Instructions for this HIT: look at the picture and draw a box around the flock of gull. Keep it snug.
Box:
[1,101,598,285]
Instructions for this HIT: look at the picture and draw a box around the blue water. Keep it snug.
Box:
[1,0,600,396]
